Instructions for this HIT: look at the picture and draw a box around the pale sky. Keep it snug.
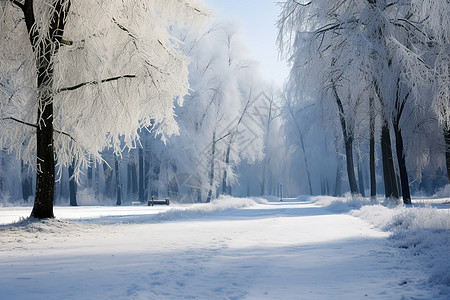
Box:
[203,0,289,87]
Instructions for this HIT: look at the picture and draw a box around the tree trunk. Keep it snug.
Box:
[369,98,376,199]
[115,155,121,206]
[21,160,33,202]
[31,43,57,218]
[27,0,70,218]
[357,159,365,197]
[69,160,77,206]
[58,167,65,202]
[131,157,138,196]
[0,151,4,192]
[127,162,132,195]
[344,137,359,195]
[381,121,399,199]
[320,177,326,195]
[32,77,56,218]
[444,126,450,183]
[151,159,160,199]
[296,127,312,195]
[332,82,359,195]
[260,163,266,196]
[222,141,232,195]
[393,122,411,204]
[334,147,344,197]
[103,160,113,197]
[94,162,99,199]
[87,156,93,188]
[206,131,216,203]
[138,147,145,202]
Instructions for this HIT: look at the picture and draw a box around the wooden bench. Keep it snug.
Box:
[148,197,170,206]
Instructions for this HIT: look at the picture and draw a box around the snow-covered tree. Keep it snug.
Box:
[0,0,209,218]
[277,0,448,200]
[172,21,265,202]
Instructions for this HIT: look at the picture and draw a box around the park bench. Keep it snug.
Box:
[148,197,170,206]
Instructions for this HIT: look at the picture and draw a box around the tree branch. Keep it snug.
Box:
[112,18,137,39]
[182,0,210,17]
[57,74,136,93]
[292,0,312,7]
[2,117,36,128]
[3,117,76,142]
[54,128,76,142]
[214,131,232,145]
[8,0,24,9]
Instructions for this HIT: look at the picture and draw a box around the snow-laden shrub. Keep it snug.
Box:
[324,193,373,213]
[0,192,33,207]
[151,195,264,222]
[353,204,450,289]
[75,188,117,206]
[386,207,450,287]
[434,184,450,198]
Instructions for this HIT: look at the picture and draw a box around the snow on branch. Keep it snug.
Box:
[56,75,137,93]
[2,117,75,141]
[8,0,24,10]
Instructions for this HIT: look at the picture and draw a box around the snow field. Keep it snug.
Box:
[0,196,448,299]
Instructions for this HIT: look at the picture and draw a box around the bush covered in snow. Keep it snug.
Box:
[351,201,450,292]
[434,184,450,198]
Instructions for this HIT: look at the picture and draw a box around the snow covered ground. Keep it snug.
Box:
[0,196,449,299]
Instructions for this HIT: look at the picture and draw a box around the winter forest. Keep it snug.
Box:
[0,0,449,214]
[0,0,449,299]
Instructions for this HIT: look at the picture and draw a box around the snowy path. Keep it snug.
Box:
[0,198,444,299]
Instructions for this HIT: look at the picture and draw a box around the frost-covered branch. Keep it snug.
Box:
[57,74,136,93]
[2,117,75,141]
[2,117,37,129]
[8,0,24,9]
[214,131,232,145]
[112,18,136,39]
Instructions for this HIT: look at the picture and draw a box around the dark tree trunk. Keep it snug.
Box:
[58,167,64,201]
[296,125,312,195]
[222,141,232,195]
[144,149,150,200]
[332,82,359,195]
[320,177,326,195]
[115,156,121,206]
[131,160,138,196]
[344,137,359,195]
[127,162,132,195]
[381,122,399,199]
[357,159,365,197]
[87,157,93,188]
[69,160,77,206]
[103,160,113,197]
[94,162,99,199]
[369,98,376,199]
[391,76,411,204]
[260,160,267,196]
[21,160,33,202]
[138,147,145,202]
[334,147,344,197]
[151,160,160,199]
[31,46,56,218]
[444,126,450,183]
[0,151,4,192]
[393,122,411,204]
[206,131,216,203]
[26,0,71,218]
